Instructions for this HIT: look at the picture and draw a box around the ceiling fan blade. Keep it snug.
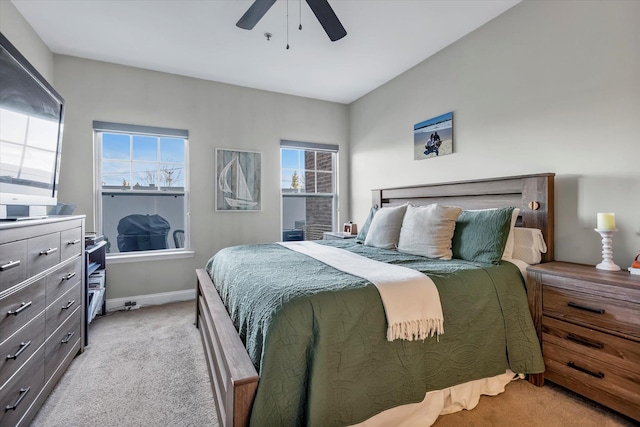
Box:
[305,0,347,41]
[236,0,277,30]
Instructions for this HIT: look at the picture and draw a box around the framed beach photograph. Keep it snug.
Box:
[215,148,262,211]
[414,112,453,160]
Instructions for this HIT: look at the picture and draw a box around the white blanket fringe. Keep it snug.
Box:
[278,241,444,341]
[389,318,444,341]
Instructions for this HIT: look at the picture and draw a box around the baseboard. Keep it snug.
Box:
[106,289,195,312]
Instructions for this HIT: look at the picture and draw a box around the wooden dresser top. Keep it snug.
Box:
[528,261,640,291]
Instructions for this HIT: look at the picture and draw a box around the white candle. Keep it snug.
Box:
[597,213,615,230]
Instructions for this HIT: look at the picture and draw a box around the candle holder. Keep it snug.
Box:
[594,229,621,271]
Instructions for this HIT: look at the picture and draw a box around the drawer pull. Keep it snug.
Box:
[7,301,32,316]
[567,361,604,379]
[566,333,604,349]
[0,259,21,271]
[61,299,76,310]
[5,387,30,412]
[39,247,58,256]
[68,238,82,245]
[61,331,75,344]
[567,301,605,314]
[6,341,31,360]
[63,272,76,280]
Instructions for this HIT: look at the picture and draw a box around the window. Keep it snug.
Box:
[93,121,188,257]
[281,140,338,241]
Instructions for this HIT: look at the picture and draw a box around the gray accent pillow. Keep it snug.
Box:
[363,204,408,249]
[397,204,463,260]
[356,206,378,243]
[452,207,515,264]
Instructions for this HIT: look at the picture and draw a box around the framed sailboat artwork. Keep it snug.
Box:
[215,148,262,211]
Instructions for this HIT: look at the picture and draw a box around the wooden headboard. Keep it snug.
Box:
[371,173,555,262]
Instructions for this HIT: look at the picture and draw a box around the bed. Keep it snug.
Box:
[195,173,554,426]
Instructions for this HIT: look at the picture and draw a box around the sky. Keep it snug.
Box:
[101,133,185,187]
[281,148,304,189]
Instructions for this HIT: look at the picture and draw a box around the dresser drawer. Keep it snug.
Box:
[45,282,82,338]
[46,257,81,307]
[45,306,81,380]
[60,227,83,262]
[0,346,45,427]
[542,316,640,374]
[27,232,61,278]
[544,339,640,421]
[0,278,46,344]
[543,285,640,338]
[0,312,45,390]
[0,240,28,293]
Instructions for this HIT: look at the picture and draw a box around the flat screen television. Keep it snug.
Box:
[0,31,65,219]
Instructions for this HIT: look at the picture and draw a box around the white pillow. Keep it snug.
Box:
[512,227,548,264]
[397,204,462,260]
[364,204,408,249]
[502,208,520,259]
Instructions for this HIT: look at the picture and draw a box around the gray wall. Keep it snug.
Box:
[349,0,640,269]
[4,0,639,301]
[1,1,350,300]
[0,1,54,82]
[52,55,349,299]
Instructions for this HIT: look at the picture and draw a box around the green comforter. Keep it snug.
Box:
[206,240,544,426]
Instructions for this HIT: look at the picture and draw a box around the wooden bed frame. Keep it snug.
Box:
[195,172,555,426]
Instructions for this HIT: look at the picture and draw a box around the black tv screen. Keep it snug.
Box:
[0,31,65,208]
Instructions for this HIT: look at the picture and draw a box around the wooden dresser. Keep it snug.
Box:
[526,261,640,421]
[0,216,85,427]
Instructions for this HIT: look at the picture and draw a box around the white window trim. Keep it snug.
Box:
[280,141,339,233]
[107,249,194,264]
[93,121,190,259]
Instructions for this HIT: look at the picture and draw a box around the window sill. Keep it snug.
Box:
[107,250,195,264]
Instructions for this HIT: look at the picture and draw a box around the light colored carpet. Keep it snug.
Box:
[31,301,636,427]
[432,379,636,427]
[31,301,218,427]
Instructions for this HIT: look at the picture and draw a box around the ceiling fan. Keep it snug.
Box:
[237,0,347,42]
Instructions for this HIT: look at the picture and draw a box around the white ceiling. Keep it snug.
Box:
[12,0,520,104]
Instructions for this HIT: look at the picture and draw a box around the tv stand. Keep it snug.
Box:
[0,204,49,220]
[0,215,49,222]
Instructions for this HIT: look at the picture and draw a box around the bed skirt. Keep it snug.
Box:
[352,370,518,426]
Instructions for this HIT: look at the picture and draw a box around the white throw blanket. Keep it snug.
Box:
[278,241,444,341]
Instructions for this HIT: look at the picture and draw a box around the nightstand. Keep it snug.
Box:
[526,262,640,421]
[323,232,356,240]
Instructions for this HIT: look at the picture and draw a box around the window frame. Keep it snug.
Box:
[93,121,191,261]
[280,140,339,238]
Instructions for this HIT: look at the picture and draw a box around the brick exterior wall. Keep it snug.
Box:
[303,151,334,239]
